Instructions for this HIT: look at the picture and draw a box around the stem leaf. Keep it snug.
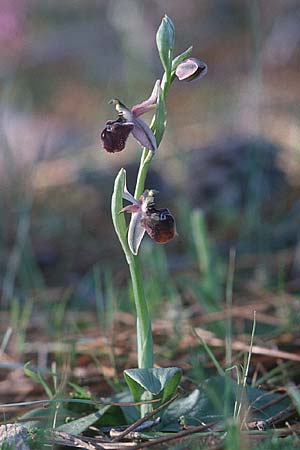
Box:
[154,89,167,148]
[171,46,193,72]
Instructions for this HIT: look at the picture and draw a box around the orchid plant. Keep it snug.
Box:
[101,16,207,416]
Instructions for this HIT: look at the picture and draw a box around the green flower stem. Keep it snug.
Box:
[162,71,172,96]
[130,74,172,373]
[128,255,153,369]
[134,149,152,199]
[134,75,170,200]
[111,169,152,371]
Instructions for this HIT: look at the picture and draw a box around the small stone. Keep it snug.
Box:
[0,424,30,450]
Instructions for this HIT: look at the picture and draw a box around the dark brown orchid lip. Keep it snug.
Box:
[121,185,177,252]
[101,117,134,153]
[142,206,176,244]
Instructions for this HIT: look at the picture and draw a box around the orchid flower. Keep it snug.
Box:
[120,182,176,255]
[101,80,160,153]
[175,57,207,82]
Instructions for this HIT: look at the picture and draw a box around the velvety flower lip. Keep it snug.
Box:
[175,57,207,82]
[101,116,134,153]
[141,206,176,244]
[120,185,176,254]
[101,81,160,154]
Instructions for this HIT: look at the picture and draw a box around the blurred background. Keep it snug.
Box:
[1,0,300,305]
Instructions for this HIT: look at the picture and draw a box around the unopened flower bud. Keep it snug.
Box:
[156,15,175,73]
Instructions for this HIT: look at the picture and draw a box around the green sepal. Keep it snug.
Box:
[171,46,193,72]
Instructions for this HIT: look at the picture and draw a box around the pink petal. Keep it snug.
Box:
[175,58,207,82]
[120,204,140,214]
[131,80,160,117]
[122,179,139,205]
[131,117,157,152]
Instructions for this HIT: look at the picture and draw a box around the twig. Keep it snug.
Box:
[247,405,296,430]
[0,397,161,409]
[194,328,300,361]
[251,391,289,413]
[51,430,105,449]
[80,422,218,450]
[130,421,218,449]
[111,393,179,442]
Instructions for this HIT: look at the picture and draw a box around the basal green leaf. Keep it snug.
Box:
[57,405,111,434]
[124,367,182,406]
[19,405,70,430]
[161,376,291,432]
[112,390,140,425]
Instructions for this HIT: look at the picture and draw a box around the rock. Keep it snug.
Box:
[0,424,30,450]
